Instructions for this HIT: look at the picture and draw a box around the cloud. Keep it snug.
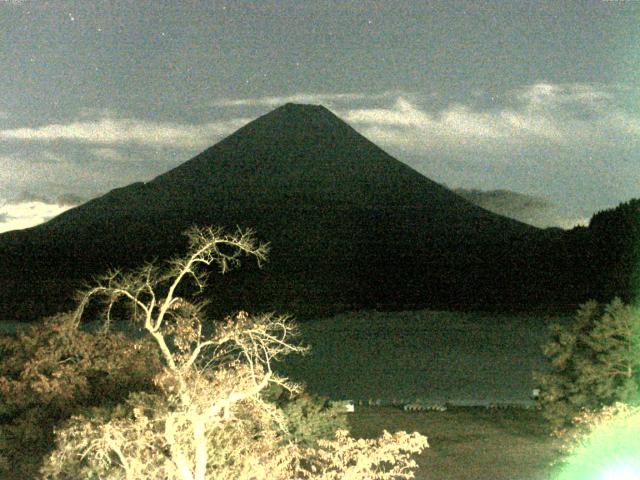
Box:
[56,193,87,205]
[340,97,559,152]
[12,191,51,203]
[38,150,65,163]
[338,83,639,152]
[510,83,640,139]
[513,83,613,108]
[0,117,252,149]
[0,200,76,233]
[211,91,398,108]
[0,154,18,183]
[77,107,119,119]
[454,188,590,230]
[90,147,124,161]
[9,190,87,206]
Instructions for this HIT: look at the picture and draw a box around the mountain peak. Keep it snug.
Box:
[280,102,327,110]
[145,103,540,217]
[0,102,550,322]
[255,102,338,127]
[153,102,464,210]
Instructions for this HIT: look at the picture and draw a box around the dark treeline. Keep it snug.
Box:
[558,198,640,306]
[0,197,637,323]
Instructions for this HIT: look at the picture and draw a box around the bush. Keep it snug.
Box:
[262,384,350,448]
[534,298,640,430]
[0,312,162,478]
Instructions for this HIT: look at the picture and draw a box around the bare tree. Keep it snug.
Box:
[42,226,428,480]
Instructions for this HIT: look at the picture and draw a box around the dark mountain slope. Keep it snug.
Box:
[0,104,562,322]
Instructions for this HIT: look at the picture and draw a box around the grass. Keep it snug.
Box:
[279,308,571,478]
[349,405,564,480]
[0,403,571,480]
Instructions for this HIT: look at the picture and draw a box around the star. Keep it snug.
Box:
[68,13,75,22]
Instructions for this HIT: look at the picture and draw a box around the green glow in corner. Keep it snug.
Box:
[598,462,640,480]
[554,405,640,480]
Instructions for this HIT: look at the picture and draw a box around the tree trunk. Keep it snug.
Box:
[193,418,208,480]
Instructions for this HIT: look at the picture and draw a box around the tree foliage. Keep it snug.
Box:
[37,226,428,479]
[534,298,640,430]
[585,198,640,303]
[0,312,161,478]
[261,384,350,448]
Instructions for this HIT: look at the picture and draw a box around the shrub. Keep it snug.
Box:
[0,312,162,478]
[262,384,350,448]
[534,298,640,430]
[299,429,428,480]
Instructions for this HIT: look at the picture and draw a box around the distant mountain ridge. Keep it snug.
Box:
[0,103,577,322]
[454,188,585,229]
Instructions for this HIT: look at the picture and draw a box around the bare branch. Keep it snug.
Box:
[43,225,426,480]
[154,226,268,333]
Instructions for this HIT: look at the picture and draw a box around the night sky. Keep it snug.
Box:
[1,0,638,232]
